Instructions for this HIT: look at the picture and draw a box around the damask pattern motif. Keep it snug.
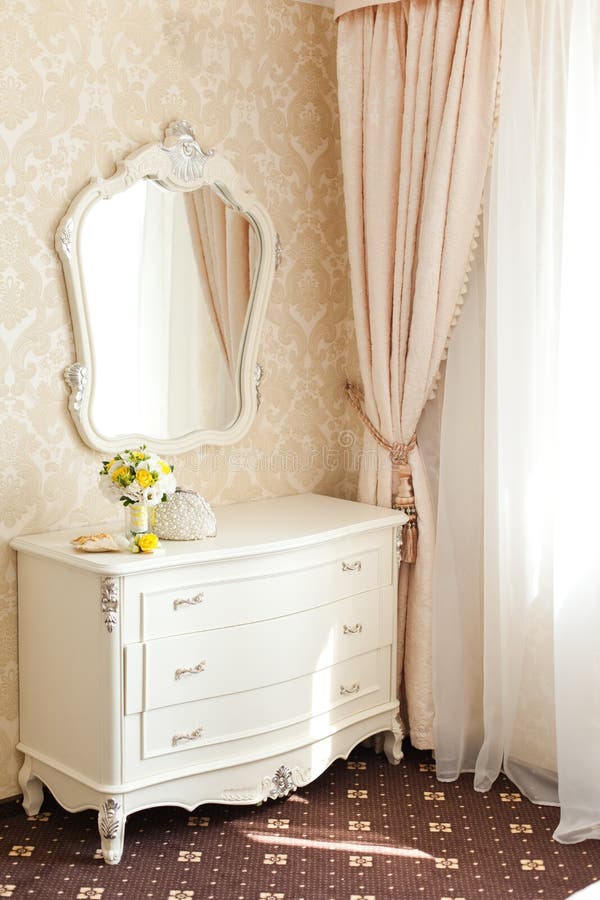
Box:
[0,0,358,797]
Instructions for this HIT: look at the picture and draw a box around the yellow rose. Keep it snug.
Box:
[111,465,131,484]
[131,450,147,461]
[137,533,159,553]
[159,460,171,474]
[136,469,153,488]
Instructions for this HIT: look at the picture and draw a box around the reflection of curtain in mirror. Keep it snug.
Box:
[138,187,234,436]
[184,189,251,380]
[138,185,173,435]
[167,195,233,433]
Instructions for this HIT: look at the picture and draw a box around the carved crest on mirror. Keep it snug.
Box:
[56,120,278,454]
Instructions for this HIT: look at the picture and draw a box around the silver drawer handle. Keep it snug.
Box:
[343,623,363,635]
[172,726,203,747]
[340,683,360,696]
[173,592,204,611]
[175,661,206,681]
[342,561,362,573]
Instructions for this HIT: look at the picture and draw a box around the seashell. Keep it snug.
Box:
[71,532,119,553]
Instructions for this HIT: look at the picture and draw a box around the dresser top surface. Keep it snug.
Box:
[11,492,407,574]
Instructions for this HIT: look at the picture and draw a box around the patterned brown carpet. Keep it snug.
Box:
[0,745,598,900]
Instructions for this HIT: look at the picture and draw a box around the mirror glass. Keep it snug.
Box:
[57,120,277,454]
[79,181,257,440]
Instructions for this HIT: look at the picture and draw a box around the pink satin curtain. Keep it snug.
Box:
[185,190,252,377]
[337,0,503,747]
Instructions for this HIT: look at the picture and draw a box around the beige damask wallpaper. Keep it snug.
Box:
[0,0,358,798]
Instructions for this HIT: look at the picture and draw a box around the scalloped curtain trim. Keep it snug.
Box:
[427,34,504,402]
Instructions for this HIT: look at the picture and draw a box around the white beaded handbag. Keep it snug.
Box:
[154,489,217,541]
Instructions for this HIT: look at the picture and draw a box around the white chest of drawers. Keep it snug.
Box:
[12,493,406,864]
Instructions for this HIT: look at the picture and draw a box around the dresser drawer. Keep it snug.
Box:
[122,530,393,642]
[123,647,393,779]
[124,587,394,714]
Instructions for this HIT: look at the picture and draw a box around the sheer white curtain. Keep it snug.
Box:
[139,183,173,435]
[138,188,233,436]
[432,0,600,844]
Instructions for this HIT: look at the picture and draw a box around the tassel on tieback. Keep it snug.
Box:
[392,457,418,565]
[345,381,418,564]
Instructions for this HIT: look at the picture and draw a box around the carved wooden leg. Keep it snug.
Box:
[383,717,404,765]
[98,797,125,865]
[18,755,44,816]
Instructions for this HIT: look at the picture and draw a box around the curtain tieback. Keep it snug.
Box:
[345,381,418,563]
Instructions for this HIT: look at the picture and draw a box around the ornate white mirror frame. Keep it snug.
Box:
[57,120,280,454]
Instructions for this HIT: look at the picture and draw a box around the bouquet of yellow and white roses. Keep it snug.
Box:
[99,446,176,554]
[99,446,176,508]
